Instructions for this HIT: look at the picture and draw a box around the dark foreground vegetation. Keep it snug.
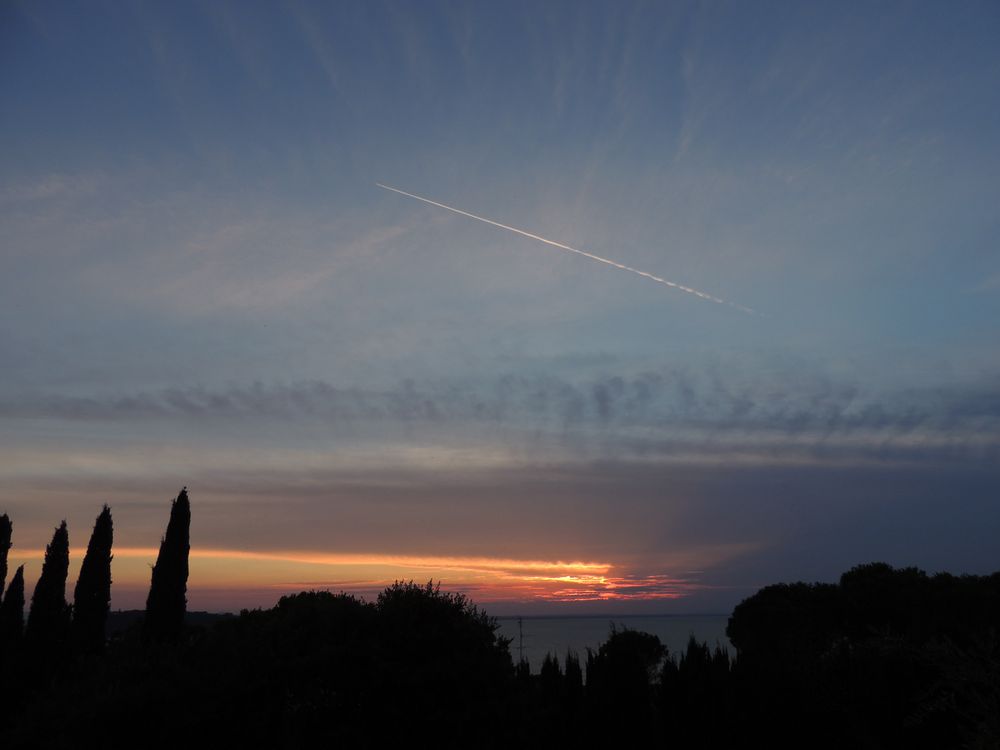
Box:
[1,493,999,748]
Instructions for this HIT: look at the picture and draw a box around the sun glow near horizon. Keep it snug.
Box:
[7,545,700,610]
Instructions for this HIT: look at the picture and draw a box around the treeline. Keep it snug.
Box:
[0,488,192,669]
[517,564,1000,748]
[1,491,998,749]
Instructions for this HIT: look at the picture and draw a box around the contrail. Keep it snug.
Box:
[376,182,757,315]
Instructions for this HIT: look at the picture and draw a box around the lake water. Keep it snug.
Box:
[495,614,732,672]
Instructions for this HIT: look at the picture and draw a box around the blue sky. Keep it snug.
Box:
[2,1,999,612]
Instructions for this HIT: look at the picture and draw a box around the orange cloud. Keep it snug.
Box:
[8,546,700,606]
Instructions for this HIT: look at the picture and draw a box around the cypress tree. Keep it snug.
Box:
[143,487,190,643]
[0,513,11,601]
[73,505,113,654]
[0,565,25,656]
[25,521,70,648]
[565,649,584,702]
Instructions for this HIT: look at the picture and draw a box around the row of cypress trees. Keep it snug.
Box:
[0,487,192,661]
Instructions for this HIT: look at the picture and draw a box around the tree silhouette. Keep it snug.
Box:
[0,513,10,601]
[73,505,113,654]
[541,651,562,682]
[0,565,25,656]
[373,580,513,739]
[516,656,531,684]
[540,651,563,706]
[25,522,70,648]
[585,625,665,741]
[564,649,583,704]
[143,488,190,643]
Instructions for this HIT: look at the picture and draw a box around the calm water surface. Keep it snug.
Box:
[496,614,732,672]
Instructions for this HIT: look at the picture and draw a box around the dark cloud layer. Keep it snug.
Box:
[5,367,998,465]
[7,369,997,432]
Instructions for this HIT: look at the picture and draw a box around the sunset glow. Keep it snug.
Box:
[8,546,698,609]
[2,3,998,744]
[3,0,999,620]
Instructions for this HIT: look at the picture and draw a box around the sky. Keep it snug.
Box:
[2,0,999,614]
